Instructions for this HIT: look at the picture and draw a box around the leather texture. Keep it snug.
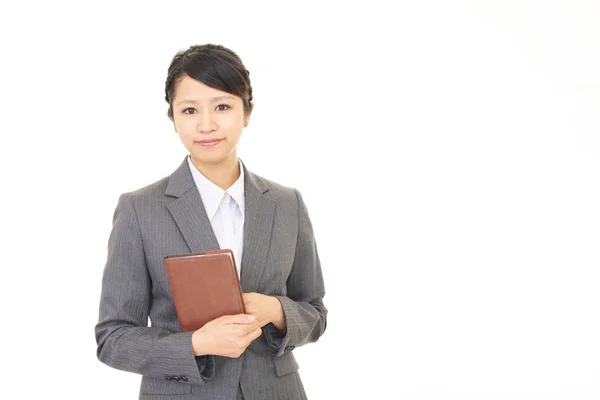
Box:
[164,249,246,332]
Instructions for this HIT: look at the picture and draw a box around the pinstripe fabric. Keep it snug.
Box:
[95,155,326,399]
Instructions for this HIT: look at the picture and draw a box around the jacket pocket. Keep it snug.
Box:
[140,376,193,395]
[272,351,299,377]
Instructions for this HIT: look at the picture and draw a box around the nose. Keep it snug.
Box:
[196,109,217,134]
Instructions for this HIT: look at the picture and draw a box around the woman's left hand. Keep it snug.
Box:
[242,292,286,332]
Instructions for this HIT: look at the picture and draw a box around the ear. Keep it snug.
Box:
[244,100,254,127]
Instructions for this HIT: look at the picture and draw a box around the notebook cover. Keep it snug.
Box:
[163,249,246,332]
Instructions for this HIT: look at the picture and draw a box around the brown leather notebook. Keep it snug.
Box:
[164,249,246,332]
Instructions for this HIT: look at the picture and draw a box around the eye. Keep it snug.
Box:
[182,108,196,115]
[216,104,230,111]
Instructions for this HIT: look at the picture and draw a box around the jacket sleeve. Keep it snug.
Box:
[94,193,215,384]
[264,189,328,357]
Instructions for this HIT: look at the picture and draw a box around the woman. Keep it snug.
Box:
[95,44,327,400]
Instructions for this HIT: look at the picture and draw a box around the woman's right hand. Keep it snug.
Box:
[191,314,262,358]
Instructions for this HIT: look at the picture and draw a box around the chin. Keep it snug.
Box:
[189,151,230,166]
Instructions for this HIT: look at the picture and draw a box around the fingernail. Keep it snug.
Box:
[247,315,256,321]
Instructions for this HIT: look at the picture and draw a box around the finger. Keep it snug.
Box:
[221,314,257,325]
[250,327,262,340]
[210,314,255,326]
[243,321,262,335]
[242,328,262,346]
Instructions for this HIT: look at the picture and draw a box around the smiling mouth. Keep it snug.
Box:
[195,139,223,147]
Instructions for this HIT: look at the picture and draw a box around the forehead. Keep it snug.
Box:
[173,75,234,101]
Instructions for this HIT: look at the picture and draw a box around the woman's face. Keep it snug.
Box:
[172,75,250,167]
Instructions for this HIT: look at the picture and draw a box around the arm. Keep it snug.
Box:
[94,193,214,384]
[264,189,328,357]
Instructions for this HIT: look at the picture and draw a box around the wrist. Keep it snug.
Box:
[192,329,209,356]
[268,296,285,327]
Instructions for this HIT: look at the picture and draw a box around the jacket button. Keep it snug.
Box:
[180,376,188,382]
[166,376,173,381]
[284,346,295,352]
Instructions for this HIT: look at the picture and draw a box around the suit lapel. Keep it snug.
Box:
[165,156,220,253]
[240,172,276,292]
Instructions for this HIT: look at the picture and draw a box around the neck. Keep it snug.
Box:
[190,153,240,191]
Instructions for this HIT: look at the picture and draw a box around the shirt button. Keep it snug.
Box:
[223,193,230,203]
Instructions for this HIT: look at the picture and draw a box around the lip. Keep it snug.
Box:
[195,139,223,147]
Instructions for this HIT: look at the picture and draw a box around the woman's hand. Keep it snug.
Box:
[192,314,262,358]
[243,292,287,334]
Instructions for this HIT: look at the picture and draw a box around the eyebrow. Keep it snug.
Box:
[174,95,236,106]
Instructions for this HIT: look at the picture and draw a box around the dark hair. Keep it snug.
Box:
[164,43,253,120]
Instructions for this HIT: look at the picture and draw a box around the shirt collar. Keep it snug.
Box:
[187,155,245,220]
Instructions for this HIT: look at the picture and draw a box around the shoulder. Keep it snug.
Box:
[247,170,301,205]
[114,175,170,210]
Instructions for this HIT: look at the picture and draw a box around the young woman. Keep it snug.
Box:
[95,44,327,400]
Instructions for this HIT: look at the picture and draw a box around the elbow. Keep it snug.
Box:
[96,343,108,365]
[94,322,123,368]
[95,338,114,369]
[95,329,113,367]
[312,303,328,341]
[319,307,328,337]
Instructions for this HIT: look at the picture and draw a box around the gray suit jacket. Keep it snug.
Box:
[95,156,327,399]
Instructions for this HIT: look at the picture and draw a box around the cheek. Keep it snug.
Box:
[220,114,245,130]
[174,118,194,135]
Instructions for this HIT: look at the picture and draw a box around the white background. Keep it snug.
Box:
[1,1,599,399]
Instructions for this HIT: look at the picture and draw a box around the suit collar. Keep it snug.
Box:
[185,155,246,220]
[166,155,269,198]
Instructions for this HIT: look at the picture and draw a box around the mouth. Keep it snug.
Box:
[195,139,223,147]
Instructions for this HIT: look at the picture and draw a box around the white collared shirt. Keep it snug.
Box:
[187,155,245,276]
